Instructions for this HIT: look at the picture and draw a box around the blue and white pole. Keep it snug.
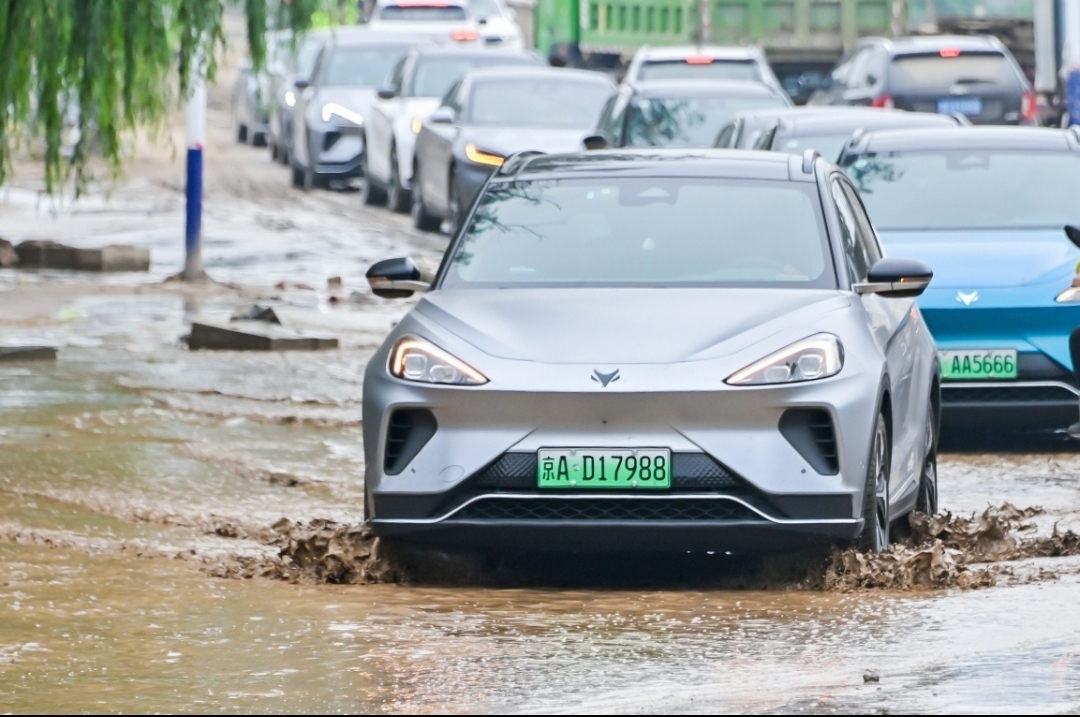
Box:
[183,63,208,281]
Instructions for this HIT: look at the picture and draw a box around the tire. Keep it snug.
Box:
[237,122,248,144]
[857,412,891,553]
[916,403,939,516]
[387,147,411,213]
[411,164,442,231]
[270,141,279,162]
[360,153,387,205]
[290,162,305,189]
[251,131,267,148]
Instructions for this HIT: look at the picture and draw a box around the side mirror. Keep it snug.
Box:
[429,106,456,124]
[1065,225,1080,249]
[582,135,608,150]
[377,87,398,100]
[294,79,311,90]
[854,257,933,298]
[367,257,431,298]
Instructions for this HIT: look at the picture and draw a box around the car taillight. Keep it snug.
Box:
[940,47,961,58]
[451,28,479,41]
[685,56,714,65]
[871,95,894,109]
[1022,91,1038,122]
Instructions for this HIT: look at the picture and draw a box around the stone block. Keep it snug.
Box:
[0,238,17,267]
[185,322,339,351]
[15,240,150,272]
[0,346,58,362]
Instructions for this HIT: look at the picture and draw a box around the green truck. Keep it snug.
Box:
[533,0,900,85]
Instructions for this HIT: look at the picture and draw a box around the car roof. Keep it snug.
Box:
[465,66,616,86]
[630,79,782,98]
[775,108,962,134]
[410,46,535,60]
[846,127,1080,154]
[636,45,762,61]
[502,148,816,182]
[329,29,436,48]
[375,0,468,6]
[863,34,1005,56]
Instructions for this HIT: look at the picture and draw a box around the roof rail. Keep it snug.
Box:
[498,151,546,176]
[802,148,820,174]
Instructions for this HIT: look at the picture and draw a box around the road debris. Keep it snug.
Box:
[15,240,150,271]
[229,304,281,324]
[0,346,58,361]
[0,238,17,266]
[183,322,338,351]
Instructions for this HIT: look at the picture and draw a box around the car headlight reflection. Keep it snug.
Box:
[390,336,488,386]
[284,90,296,107]
[726,334,844,386]
[412,116,423,134]
[321,102,363,125]
[465,143,505,167]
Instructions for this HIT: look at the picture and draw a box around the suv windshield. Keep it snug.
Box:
[378,4,468,20]
[411,55,535,97]
[889,53,1020,93]
[468,79,612,127]
[626,95,787,147]
[841,150,1080,230]
[441,177,833,288]
[639,59,761,82]
[324,44,411,86]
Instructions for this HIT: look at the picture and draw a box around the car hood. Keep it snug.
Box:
[415,288,850,364]
[400,97,442,116]
[879,228,1079,291]
[312,86,378,116]
[458,126,595,157]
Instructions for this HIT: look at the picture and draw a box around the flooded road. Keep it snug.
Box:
[3,25,1080,713]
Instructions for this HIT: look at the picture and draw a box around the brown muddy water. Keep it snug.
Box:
[2,287,1080,713]
[3,39,1080,709]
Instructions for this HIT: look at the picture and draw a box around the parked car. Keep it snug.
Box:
[410,66,615,232]
[232,31,293,147]
[363,46,543,211]
[267,28,339,165]
[716,106,966,160]
[363,148,938,555]
[366,0,525,49]
[592,79,790,148]
[808,35,1037,126]
[622,45,784,95]
[290,33,425,190]
[840,127,1080,433]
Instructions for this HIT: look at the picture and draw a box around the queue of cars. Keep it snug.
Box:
[233,23,1080,555]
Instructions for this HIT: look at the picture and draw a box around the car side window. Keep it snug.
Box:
[388,58,407,94]
[831,179,872,283]
[840,182,884,265]
[311,48,328,87]
[602,91,630,144]
[443,80,464,116]
[715,122,736,148]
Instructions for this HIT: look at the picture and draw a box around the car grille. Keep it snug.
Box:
[454,497,762,522]
[943,384,1079,404]
[470,452,741,490]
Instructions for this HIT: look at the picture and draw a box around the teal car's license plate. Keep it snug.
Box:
[939,349,1018,380]
[537,449,671,489]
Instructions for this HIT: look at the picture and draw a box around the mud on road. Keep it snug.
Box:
[4,21,1080,713]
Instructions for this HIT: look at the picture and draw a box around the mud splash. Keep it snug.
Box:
[820,503,1080,591]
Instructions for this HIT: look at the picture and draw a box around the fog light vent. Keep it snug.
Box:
[778,408,839,475]
[384,409,437,475]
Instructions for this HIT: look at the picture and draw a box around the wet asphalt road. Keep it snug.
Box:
[2,40,1080,713]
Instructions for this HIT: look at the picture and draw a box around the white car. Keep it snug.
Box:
[363,46,542,210]
[366,0,524,50]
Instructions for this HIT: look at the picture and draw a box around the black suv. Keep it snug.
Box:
[808,35,1036,125]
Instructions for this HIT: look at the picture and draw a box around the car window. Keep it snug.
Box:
[841,150,1080,230]
[467,78,613,128]
[827,51,858,90]
[888,52,1022,93]
[409,55,538,97]
[637,59,761,82]
[831,180,872,282]
[469,0,502,19]
[840,182,883,265]
[774,132,854,160]
[624,95,788,148]
[715,122,737,147]
[378,4,468,20]
[442,177,834,289]
[322,44,412,86]
[443,80,464,114]
[388,58,407,93]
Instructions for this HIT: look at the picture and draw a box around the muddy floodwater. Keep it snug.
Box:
[4,28,1080,712]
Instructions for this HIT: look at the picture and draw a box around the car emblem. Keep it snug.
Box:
[956,290,980,306]
[591,369,620,387]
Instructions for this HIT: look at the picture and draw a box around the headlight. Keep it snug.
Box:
[726,334,844,386]
[465,143,504,167]
[284,90,296,108]
[321,103,363,125]
[411,116,423,134]
[389,336,488,386]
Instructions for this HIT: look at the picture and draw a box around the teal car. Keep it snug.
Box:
[840,127,1080,433]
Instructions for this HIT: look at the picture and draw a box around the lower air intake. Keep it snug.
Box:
[455,497,761,521]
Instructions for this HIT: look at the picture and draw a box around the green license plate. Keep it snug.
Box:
[939,349,1018,380]
[537,449,671,489]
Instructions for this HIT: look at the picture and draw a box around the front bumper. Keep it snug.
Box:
[941,380,1079,431]
[312,126,365,178]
